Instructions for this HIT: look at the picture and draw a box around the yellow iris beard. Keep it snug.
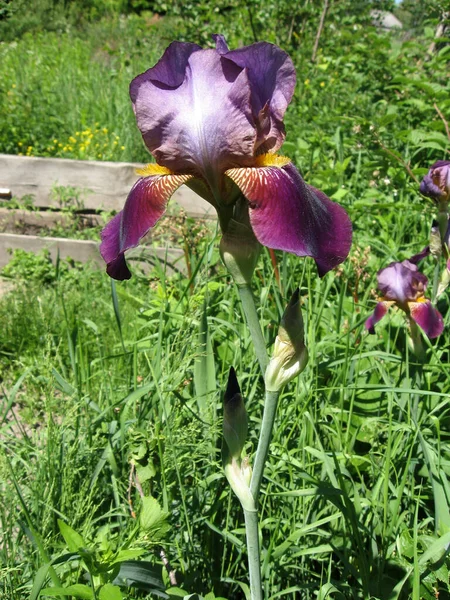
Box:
[136,154,291,178]
[253,154,291,168]
[135,163,174,177]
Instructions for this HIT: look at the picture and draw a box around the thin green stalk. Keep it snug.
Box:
[243,508,263,600]
[408,318,425,362]
[237,284,269,375]
[432,259,440,302]
[250,390,280,499]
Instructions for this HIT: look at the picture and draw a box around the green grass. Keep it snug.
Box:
[1,208,449,598]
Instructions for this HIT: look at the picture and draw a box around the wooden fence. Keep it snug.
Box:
[0,154,212,272]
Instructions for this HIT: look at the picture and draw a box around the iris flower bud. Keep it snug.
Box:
[222,368,255,510]
[265,289,309,392]
[219,201,262,285]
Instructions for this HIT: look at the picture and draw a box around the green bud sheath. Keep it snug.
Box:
[222,368,255,511]
[223,367,248,459]
[265,289,309,392]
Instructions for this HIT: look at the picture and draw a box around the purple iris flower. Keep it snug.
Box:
[365,258,444,339]
[100,35,352,280]
[420,160,450,202]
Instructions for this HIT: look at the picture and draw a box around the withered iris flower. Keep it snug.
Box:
[365,258,444,339]
[100,35,352,280]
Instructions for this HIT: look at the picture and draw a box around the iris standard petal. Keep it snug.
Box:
[130,41,201,95]
[226,162,352,275]
[221,41,296,153]
[377,260,428,303]
[130,47,256,182]
[100,170,193,280]
[365,301,395,334]
[408,300,444,339]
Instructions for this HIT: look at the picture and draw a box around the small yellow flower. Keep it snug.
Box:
[113,140,118,145]
[121,145,125,150]
[69,136,77,144]
[304,79,310,86]
[58,143,62,147]
[102,127,108,134]
[76,131,80,136]
[320,81,325,88]
[53,139,58,144]
[12,84,16,89]
[18,142,23,147]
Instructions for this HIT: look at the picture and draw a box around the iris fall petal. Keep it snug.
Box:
[408,300,444,339]
[226,162,352,275]
[100,171,193,280]
[365,301,394,334]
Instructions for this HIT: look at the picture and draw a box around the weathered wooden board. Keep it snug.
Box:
[0,207,102,230]
[0,233,186,274]
[0,154,214,217]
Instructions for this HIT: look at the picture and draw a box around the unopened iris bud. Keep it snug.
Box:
[223,367,247,460]
[265,289,309,392]
[222,368,255,511]
[219,218,261,285]
[437,259,450,299]
[430,220,442,260]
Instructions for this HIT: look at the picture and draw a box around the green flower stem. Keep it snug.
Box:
[244,508,263,600]
[237,284,269,376]
[409,318,425,362]
[250,390,280,499]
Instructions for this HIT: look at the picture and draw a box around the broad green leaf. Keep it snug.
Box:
[58,519,86,552]
[112,548,145,563]
[113,560,166,592]
[29,563,50,600]
[140,496,170,540]
[40,585,94,599]
[99,584,123,600]
[165,587,189,598]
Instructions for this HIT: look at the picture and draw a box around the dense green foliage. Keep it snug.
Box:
[1,1,450,599]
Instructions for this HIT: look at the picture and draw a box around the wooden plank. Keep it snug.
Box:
[0,154,214,217]
[0,207,102,230]
[0,233,186,274]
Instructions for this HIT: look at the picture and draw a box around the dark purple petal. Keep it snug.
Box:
[221,42,296,153]
[100,172,192,280]
[130,47,256,181]
[365,301,394,334]
[408,246,430,265]
[409,300,444,339]
[226,162,352,275]
[213,34,229,54]
[420,160,450,201]
[377,260,428,303]
[130,42,201,98]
